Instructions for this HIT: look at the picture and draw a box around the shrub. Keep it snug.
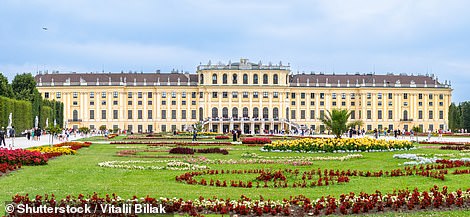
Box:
[169,147,195,155]
[0,148,48,165]
[242,137,272,145]
[169,147,229,155]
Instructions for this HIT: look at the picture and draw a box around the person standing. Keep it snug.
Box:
[0,127,6,147]
[192,130,197,142]
[232,130,237,142]
[237,128,242,141]
[9,126,15,148]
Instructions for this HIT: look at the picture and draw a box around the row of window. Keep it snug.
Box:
[204,73,281,85]
[85,109,198,120]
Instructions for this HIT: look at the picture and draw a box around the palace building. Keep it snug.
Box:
[35,59,452,134]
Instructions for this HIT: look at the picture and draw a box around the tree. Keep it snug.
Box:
[194,121,203,132]
[11,73,39,101]
[0,73,13,98]
[461,102,470,131]
[319,108,359,138]
[448,103,461,131]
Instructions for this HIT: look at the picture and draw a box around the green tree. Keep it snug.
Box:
[12,73,39,101]
[0,73,13,98]
[448,103,461,131]
[461,102,470,131]
[319,108,359,138]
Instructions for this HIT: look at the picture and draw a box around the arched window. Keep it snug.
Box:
[263,74,268,84]
[212,107,218,118]
[199,74,204,84]
[222,107,228,118]
[263,107,269,119]
[243,74,248,84]
[273,74,278,84]
[212,74,217,84]
[273,107,279,119]
[253,107,259,118]
[199,107,204,121]
[242,107,249,117]
[253,74,258,84]
[403,110,408,120]
[73,110,78,121]
[232,74,237,84]
[222,74,228,84]
[232,107,238,118]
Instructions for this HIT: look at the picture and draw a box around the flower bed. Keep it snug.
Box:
[98,160,208,171]
[29,146,76,158]
[440,145,470,151]
[0,148,48,165]
[0,163,21,175]
[107,133,118,139]
[420,141,470,145]
[169,147,229,155]
[54,141,92,150]
[263,137,414,152]
[111,141,233,146]
[242,137,272,145]
[8,186,470,216]
[215,135,229,140]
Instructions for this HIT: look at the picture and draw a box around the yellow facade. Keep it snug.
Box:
[35,59,452,134]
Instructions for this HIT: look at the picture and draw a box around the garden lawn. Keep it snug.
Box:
[0,139,470,216]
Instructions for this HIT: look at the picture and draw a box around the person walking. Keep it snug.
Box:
[0,127,6,147]
[192,130,197,142]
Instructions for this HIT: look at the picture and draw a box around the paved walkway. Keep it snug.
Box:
[1,134,86,150]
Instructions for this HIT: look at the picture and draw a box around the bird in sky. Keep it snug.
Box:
[42,27,48,30]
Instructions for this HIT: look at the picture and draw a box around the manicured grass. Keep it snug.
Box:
[1,138,470,216]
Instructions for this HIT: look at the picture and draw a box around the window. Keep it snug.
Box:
[171,110,176,119]
[310,110,315,119]
[429,102,433,106]
[291,110,296,119]
[367,101,371,106]
[253,92,258,98]
[148,92,153,98]
[212,74,217,84]
[243,107,249,117]
[191,92,196,98]
[332,93,337,99]
[222,107,228,118]
[389,101,393,106]
[162,92,167,98]
[181,110,186,119]
[311,101,315,106]
[273,74,278,84]
[350,93,355,99]
[291,93,296,99]
[341,101,346,106]
[378,93,382,100]
[113,91,118,98]
[101,110,106,119]
[418,110,423,119]
[191,110,196,119]
[403,93,408,99]
[341,93,346,100]
[388,93,393,99]
[263,92,268,98]
[367,93,371,99]
[263,107,269,119]
[243,92,248,98]
[73,92,78,98]
[212,92,218,98]
[90,101,95,106]
[429,94,433,100]
[127,101,132,106]
[182,101,186,105]
[404,102,408,106]
[73,101,78,106]
[148,110,153,119]
[113,110,118,119]
[378,101,382,106]
[199,74,204,84]
[367,110,371,119]
[301,93,306,99]
[311,93,315,98]
[320,110,324,119]
[388,110,393,119]
[429,110,433,119]
[350,102,355,106]
[56,92,61,98]
[161,110,166,119]
[191,101,196,105]
[101,100,106,105]
[199,92,203,98]
[320,101,324,106]
[439,94,444,100]
[161,125,166,132]
[273,108,279,119]
[418,102,423,106]
[300,110,306,119]
[253,74,258,84]
[222,74,228,84]
[148,101,153,105]
[182,92,186,98]
[418,94,423,99]
[350,110,355,119]
[223,92,228,98]
[212,107,218,118]
[253,107,259,118]
[332,101,337,106]
[232,74,237,84]
[320,93,325,99]
[128,110,133,119]
[138,101,142,105]
[138,110,142,119]
[243,74,248,84]
[101,92,106,98]
[378,110,382,119]
[263,74,268,84]
[90,110,95,119]
[273,92,279,98]
[232,92,238,98]
[137,92,142,98]
[171,92,176,98]
[171,101,176,105]
[291,101,296,106]
[113,101,118,105]
[90,92,94,98]
[128,92,133,98]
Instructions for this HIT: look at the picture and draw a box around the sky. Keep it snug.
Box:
[0,0,469,102]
